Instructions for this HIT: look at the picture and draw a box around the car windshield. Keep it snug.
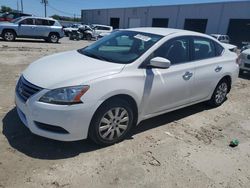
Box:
[79,31,163,64]
[10,17,22,23]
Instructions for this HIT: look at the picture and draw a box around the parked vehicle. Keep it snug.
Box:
[0,12,32,22]
[0,16,64,43]
[63,24,83,37]
[211,34,230,44]
[15,28,239,145]
[69,25,94,40]
[238,49,250,73]
[241,44,250,52]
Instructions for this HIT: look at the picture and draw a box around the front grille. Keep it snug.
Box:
[16,76,43,102]
[35,121,69,134]
[245,63,250,68]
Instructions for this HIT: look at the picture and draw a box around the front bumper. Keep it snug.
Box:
[239,59,250,71]
[15,89,99,141]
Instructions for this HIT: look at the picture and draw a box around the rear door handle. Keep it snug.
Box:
[215,66,222,72]
[183,71,193,80]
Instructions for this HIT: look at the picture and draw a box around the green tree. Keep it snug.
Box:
[51,14,81,22]
[0,6,12,13]
[51,14,61,20]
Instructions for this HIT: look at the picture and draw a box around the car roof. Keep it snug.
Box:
[92,24,112,28]
[20,16,56,21]
[126,27,212,37]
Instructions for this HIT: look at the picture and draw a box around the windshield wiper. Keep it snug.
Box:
[82,51,111,62]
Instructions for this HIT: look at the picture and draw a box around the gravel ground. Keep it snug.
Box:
[0,38,250,188]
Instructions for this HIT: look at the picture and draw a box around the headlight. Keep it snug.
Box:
[39,85,89,105]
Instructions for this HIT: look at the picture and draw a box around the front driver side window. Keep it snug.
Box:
[153,38,190,65]
[20,18,34,25]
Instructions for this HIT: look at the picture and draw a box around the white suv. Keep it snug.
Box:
[15,28,239,145]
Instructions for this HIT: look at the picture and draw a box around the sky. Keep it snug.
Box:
[0,0,245,17]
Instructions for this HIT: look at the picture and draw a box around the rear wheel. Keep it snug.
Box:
[207,79,229,107]
[48,33,59,43]
[89,98,134,146]
[3,30,16,41]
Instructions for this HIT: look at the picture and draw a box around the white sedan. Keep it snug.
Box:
[15,28,239,145]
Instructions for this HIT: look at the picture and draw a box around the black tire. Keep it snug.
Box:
[207,79,229,107]
[86,34,92,41]
[3,30,16,41]
[69,34,74,40]
[48,33,59,43]
[88,98,134,146]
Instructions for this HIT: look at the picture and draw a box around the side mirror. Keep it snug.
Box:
[18,22,22,26]
[147,57,171,69]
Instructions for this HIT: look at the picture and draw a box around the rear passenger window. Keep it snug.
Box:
[101,27,111,31]
[48,20,55,26]
[213,41,224,56]
[193,38,216,60]
[35,19,51,26]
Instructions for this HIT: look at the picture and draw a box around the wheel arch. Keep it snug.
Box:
[2,29,17,36]
[208,74,232,101]
[220,75,232,93]
[92,94,139,127]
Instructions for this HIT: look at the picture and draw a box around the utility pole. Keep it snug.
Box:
[41,0,48,17]
[21,0,23,13]
[17,0,19,12]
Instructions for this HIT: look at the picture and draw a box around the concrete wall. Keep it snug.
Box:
[81,1,250,34]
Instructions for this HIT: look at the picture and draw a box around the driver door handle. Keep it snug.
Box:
[183,71,193,80]
[215,66,222,72]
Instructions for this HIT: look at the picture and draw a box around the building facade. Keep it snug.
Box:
[81,1,250,46]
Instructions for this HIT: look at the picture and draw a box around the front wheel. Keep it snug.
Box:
[207,79,229,107]
[88,98,134,146]
[3,30,16,41]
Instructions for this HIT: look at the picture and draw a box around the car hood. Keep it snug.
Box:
[0,22,15,26]
[22,50,125,89]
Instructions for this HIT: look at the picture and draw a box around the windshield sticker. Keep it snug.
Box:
[134,34,151,42]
